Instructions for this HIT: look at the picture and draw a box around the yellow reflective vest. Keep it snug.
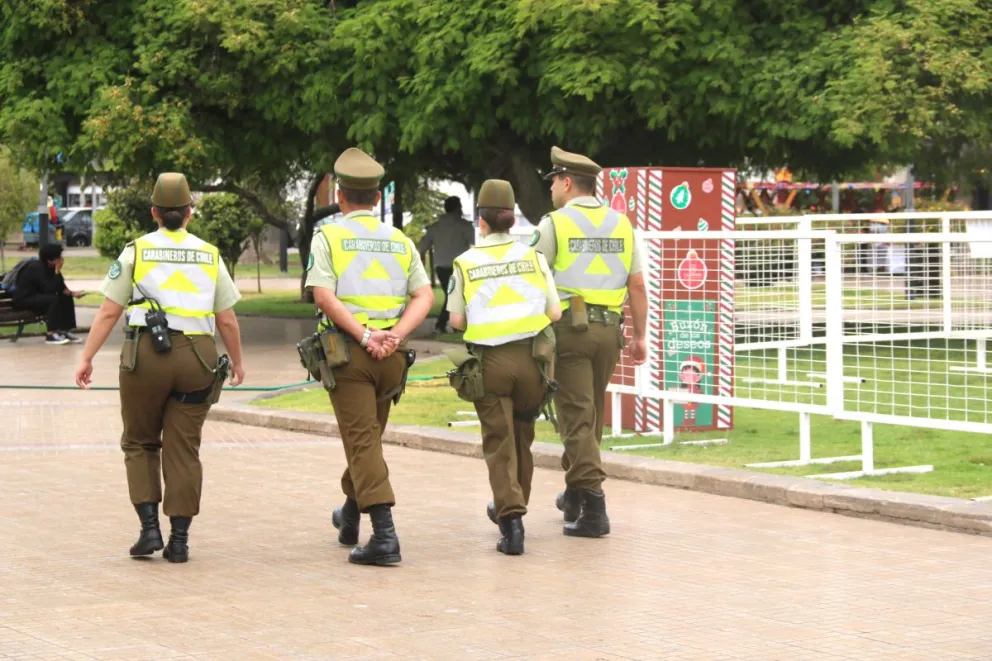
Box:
[455,241,550,346]
[550,205,633,312]
[319,214,413,330]
[128,230,220,335]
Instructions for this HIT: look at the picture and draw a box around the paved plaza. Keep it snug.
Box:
[2,314,992,660]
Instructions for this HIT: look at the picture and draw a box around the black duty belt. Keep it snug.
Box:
[171,383,214,405]
[560,305,623,325]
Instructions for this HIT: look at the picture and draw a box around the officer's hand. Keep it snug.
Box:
[366,330,399,360]
[629,338,648,365]
[230,363,245,387]
[75,359,93,389]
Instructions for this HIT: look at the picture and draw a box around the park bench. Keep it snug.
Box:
[0,288,44,342]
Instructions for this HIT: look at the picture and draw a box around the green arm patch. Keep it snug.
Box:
[529,230,541,247]
[108,260,122,279]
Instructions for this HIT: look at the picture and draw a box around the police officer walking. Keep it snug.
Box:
[74,173,246,563]
[446,180,561,555]
[530,147,648,538]
[306,148,433,566]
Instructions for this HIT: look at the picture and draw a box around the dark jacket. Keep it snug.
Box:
[11,259,64,303]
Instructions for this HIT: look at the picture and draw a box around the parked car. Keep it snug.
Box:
[61,208,94,247]
[20,212,65,248]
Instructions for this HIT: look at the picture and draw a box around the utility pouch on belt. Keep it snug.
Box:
[569,296,589,331]
[297,333,336,392]
[319,328,351,369]
[120,328,139,372]
[444,346,486,402]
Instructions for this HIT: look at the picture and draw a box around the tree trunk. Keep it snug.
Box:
[391,179,404,229]
[297,173,329,302]
[509,150,552,223]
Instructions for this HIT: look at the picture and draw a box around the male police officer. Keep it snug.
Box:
[530,146,648,538]
[74,172,246,563]
[446,180,561,555]
[306,148,433,566]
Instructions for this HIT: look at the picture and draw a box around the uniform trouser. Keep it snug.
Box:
[473,342,546,520]
[13,291,77,332]
[553,319,623,492]
[119,333,217,517]
[329,339,406,512]
[435,267,453,331]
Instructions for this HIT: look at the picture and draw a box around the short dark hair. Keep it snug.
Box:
[340,187,379,206]
[154,205,190,231]
[561,173,597,194]
[479,208,516,233]
[39,243,63,263]
[444,196,462,213]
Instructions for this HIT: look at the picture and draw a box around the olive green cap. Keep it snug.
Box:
[334,147,385,190]
[543,145,602,180]
[151,173,192,207]
[477,179,515,210]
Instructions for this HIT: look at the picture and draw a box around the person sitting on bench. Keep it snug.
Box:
[10,244,85,344]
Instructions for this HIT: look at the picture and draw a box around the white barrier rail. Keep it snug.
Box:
[607,216,992,480]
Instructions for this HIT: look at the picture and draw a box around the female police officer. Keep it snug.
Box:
[446,179,561,555]
[74,172,246,563]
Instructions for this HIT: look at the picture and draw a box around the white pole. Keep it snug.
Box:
[825,235,844,416]
[663,399,675,445]
[941,215,952,334]
[798,216,814,342]
[861,421,874,474]
[799,412,812,463]
[777,346,788,383]
[611,391,622,437]
[979,338,988,371]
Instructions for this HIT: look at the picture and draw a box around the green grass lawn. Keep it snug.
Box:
[255,349,992,499]
[0,322,45,336]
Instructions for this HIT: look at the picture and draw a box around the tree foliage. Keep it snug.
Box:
[193,193,265,277]
[93,183,158,259]
[1,0,990,240]
[0,148,38,272]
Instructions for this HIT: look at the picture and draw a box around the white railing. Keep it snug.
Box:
[606,213,992,480]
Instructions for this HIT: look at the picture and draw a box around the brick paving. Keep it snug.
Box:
[2,321,992,660]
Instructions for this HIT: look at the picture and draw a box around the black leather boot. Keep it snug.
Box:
[486,502,497,525]
[348,504,401,566]
[163,516,192,563]
[332,497,360,545]
[563,489,610,538]
[555,489,581,523]
[129,503,164,557]
[496,514,525,555]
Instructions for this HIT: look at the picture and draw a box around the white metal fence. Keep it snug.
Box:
[607,211,992,480]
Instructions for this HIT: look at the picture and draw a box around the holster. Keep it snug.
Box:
[444,345,486,402]
[170,354,231,406]
[319,328,351,369]
[530,326,560,431]
[380,348,416,404]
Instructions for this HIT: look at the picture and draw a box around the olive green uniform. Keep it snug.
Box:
[101,235,241,517]
[447,233,559,519]
[532,196,646,493]
[305,210,430,511]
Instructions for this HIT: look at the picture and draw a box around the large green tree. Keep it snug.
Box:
[2,0,990,264]
[0,148,38,272]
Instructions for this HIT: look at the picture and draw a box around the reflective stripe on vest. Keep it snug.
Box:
[551,205,633,311]
[127,230,220,335]
[457,242,550,346]
[320,215,413,330]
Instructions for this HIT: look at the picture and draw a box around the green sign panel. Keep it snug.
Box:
[663,300,716,428]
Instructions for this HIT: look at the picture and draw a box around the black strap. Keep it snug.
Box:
[170,383,214,405]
